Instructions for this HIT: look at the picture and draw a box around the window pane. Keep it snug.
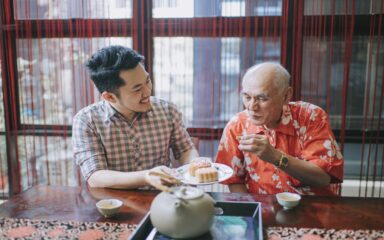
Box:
[153,0,282,18]
[301,36,384,130]
[0,60,4,132]
[0,136,8,197]
[304,0,384,15]
[343,143,383,179]
[18,136,73,191]
[154,37,280,128]
[14,0,132,19]
[17,37,132,125]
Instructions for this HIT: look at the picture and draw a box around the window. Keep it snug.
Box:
[17,136,74,188]
[302,36,384,130]
[0,60,7,197]
[154,37,280,128]
[17,37,132,125]
[0,61,4,132]
[152,0,282,18]
[15,0,132,19]
[304,0,384,15]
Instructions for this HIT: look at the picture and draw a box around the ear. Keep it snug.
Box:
[101,91,117,103]
[283,87,293,104]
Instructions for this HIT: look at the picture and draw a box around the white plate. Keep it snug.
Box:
[176,163,233,185]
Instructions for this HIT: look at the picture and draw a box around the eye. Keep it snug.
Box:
[242,94,251,101]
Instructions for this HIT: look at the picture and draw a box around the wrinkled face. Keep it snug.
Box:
[112,64,153,118]
[241,75,289,129]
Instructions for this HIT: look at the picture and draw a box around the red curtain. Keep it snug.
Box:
[0,0,383,197]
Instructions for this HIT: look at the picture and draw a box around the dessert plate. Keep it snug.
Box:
[175,163,233,185]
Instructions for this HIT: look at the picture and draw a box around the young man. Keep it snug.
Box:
[73,46,198,189]
[216,62,344,195]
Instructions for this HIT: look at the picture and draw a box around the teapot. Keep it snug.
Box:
[146,170,215,238]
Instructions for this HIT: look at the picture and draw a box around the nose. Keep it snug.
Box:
[142,82,152,97]
[248,98,260,110]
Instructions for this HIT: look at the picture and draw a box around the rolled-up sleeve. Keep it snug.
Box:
[168,104,194,160]
[72,114,107,180]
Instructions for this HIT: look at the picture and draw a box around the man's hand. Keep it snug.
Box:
[145,165,181,192]
[237,134,278,163]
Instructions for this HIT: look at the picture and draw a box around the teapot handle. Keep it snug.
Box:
[145,170,181,192]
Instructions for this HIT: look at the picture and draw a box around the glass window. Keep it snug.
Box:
[14,0,132,19]
[343,143,383,179]
[17,37,132,125]
[154,37,280,128]
[152,0,282,18]
[0,136,7,197]
[304,0,384,15]
[301,36,384,130]
[17,136,73,191]
[0,60,4,132]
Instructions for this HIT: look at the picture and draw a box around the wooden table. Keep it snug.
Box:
[0,185,383,237]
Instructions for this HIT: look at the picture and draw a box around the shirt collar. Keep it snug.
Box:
[103,101,115,119]
[104,100,154,121]
[275,104,295,136]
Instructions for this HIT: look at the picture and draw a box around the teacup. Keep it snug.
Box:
[276,192,301,209]
[96,199,123,218]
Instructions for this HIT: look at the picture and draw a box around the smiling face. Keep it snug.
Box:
[102,63,152,120]
[241,63,292,129]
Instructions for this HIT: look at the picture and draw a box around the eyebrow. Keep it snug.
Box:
[132,75,150,90]
[241,91,269,98]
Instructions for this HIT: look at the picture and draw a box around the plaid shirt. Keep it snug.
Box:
[72,97,194,180]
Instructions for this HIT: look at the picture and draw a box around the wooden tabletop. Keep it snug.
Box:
[0,185,383,230]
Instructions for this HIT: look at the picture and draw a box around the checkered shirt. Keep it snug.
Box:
[72,97,194,180]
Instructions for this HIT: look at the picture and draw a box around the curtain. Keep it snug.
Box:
[0,0,383,197]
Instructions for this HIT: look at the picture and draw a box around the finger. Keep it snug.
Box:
[149,171,181,184]
[238,144,257,152]
[238,134,265,140]
[160,177,179,186]
[239,138,260,145]
[161,167,177,176]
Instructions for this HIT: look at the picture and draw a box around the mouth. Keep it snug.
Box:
[247,111,262,120]
[140,97,150,104]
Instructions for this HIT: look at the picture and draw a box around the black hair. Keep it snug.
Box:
[86,45,144,96]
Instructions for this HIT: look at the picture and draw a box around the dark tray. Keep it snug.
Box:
[129,201,263,240]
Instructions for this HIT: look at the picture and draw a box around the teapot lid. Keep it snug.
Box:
[172,186,204,200]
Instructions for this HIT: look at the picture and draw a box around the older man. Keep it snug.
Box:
[72,46,198,189]
[216,62,343,195]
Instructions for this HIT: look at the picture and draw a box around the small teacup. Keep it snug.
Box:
[276,192,301,210]
[96,199,123,218]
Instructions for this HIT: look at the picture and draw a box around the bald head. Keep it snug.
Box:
[242,62,290,94]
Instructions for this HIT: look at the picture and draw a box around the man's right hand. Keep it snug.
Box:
[145,165,181,191]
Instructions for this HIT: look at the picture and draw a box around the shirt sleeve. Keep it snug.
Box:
[72,113,108,180]
[168,103,194,160]
[299,108,344,183]
[215,118,246,184]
